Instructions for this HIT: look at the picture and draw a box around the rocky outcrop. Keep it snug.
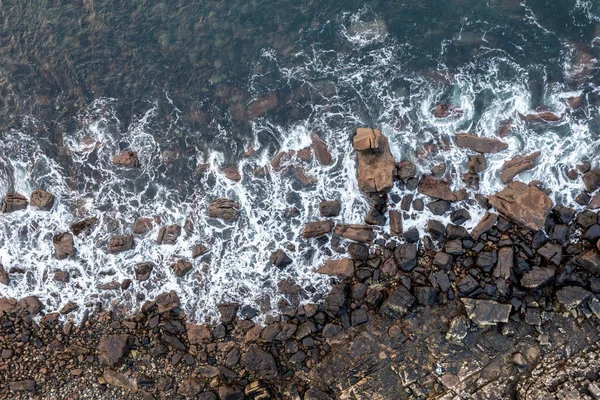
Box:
[500,151,541,183]
[1,193,28,213]
[112,150,140,168]
[488,181,553,231]
[30,189,55,210]
[353,128,396,193]
[207,198,239,222]
[455,133,508,153]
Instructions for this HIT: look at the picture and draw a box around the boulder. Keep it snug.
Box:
[500,151,541,183]
[468,154,487,173]
[186,324,213,345]
[112,150,140,168]
[222,166,241,182]
[493,247,513,279]
[433,104,463,118]
[348,243,369,260]
[417,176,457,201]
[157,225,181,245]
[217,303,239,324]
[53,232,75,260]
[455,134,508,154]
[1,193,28,213]
[30,189,55,210]
[462,299,512,326]
[519,112,561,122]
[396,160,417,181]
[155,291,181,313]
[247,92,278,119]
[365,206,386,225]
[302,220,334,238]
[380,286,415,318]
[8,380,36,392]
[323,284,348,317]
[132,218,153,234]
[191,244,209,259]
[319,200,340,217]
[269,250,292,268]
[97,334,133,366]
[103,369,138,393]
[488,181,552,231]
[0,264,9,286]
[208,198,239,222]
[583,170,600,192]
[311,133,333,166]
[241,344,278,380]
[389,210,403,236]
[572,250,600,274]
[537,241,562,266]
[70,217,98,236]
[394,243,418,272]
[520,267,555,289]
[134,262,154,281]
[19,296,43,315]
[471,212,498,240]
[317,259,354,279]
[556,286,592,309]
[353,128,396,193]
[107,234,134,254]
[171,259,192,277]
[333,224,375,242]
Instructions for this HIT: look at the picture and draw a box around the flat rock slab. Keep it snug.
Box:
[303,220,334,238]
[353,128,396,193]
[462,298,512,326]
[520,267,555,289]
[500,151,540,183]
[417,175,458,201]
[455,133,508,153]
[317,259,355,279]
[334,224,375,242]
[488,181,552,231]
[556,286,592,309]
[380,286,415,318]
[311,133,333,166]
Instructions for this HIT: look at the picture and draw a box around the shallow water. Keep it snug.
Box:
[0,0,599,322]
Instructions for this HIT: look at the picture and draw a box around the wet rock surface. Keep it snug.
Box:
[353,128,396,193]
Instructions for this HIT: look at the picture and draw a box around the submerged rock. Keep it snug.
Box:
[1,193,28,213]
[112,150,140,168]
[519,112,561,122]
[488,181,552,231]
[455,133,508,154]
[433,104,463,118]
[269,250,292,268]
[353,128,396,193]
[311,133,333,166]
[462,298,512,326]
[30,189,55,211]
[208,198,239,222]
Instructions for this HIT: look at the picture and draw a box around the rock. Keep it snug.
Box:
[394,243,418,272]
[494,247,513,279]
[0,264,9,286]
[177,377,204,397]
[396,160,417,181]
[520,267,555,289]
[208,198,239,222]
[191,244,209,259]
[434,252,453,269]
[97,334,133,366]
[59,301,78,314]
[389,210,403,236]
[500,151,541,183]
[446,315,469,342]
[457,275,480,295]
[311,133,333,166]
[218,386,245,400]
[451,209,471,225]
[270,250,292,268]
[577,210,597,228]
[218,303,239,324]
[415,287,437,306]
[365,206,386,226]
[477,251,498,272]
[112,150,140,168]
[104,369,138,393]
[380,286,415,318]
[426,220,446,241]
[132,217,153,234]
[53,232,75,260]
[70,217,98,236]
[171,259,192,277]
[488,181,552,231]
[186,324,213,345]
[455,133,508,153]
[433,104,462,118]
[134,262,154,281]
[107,234,134,253]
[353,128,396,193]
[317,259,354,279]
[30,189,55,210]
[1,193,28,213]
[427,200,451,215]
[537,241,562,265]
[462,299,512,326]
[222,166,241,182]
[9,380,36,391]
[292,166,317,187]
[446,224,469,240]
[403,227,420,243]
[333,224,375,242]
[53,270,70,283]
[241,344,278,380]
[348,243,369,260]
[155,291,181,313]
[323,284,348,317]
[161,332,186,351]
[417,175,457,201]
[157,225,181,245]
[588,192,600,209]
[583,170,600,192]
[19,296,43,315]
[573,250,600,274]
[468,154,487,173]
[302,220,334,238]
[319,200,340,217]
[519,112,561,122]
[556,286,592,309]
[247,92,278,119]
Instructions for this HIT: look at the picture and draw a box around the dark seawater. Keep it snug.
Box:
[0,0,599,322]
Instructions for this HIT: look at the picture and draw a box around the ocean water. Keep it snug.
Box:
[0,0,599,322]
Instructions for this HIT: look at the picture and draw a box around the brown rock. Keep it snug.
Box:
[292,166,317,187]
[270,151,293,171]
[468,154,487,173]
[53,270,70,283]
[317,259,354,279]
[471,212,498,240]
[0,264,9,286]
[302,220,334,238]
[247,92,278,119]
[19,296,43,315]
[537,241,562,265]
[191,244,208,259]
[112,150,140,168]
[53,232,75,260]
[455,134,508,153]
[193,163,210,177]
[186,323,213,345]
[155,291,181,313]
[134,262,154,281]
[222,166,241,182]
[8,380,35,392]
[70,217,98,236]
[1,193,28,213]
[334,224,376,243]
[567,96,583,109]
[171,259,192,277]
[389,210,403,236]
[497,120,514,137]
[97,334,133,366]
[241,344,278,380]
[132,218,153,234]
[500,151,541,183]
[107,234,134,253]
[208,198,239,222]
[177,378,204,397]
[488,181,552,231]
[296,147,312,161]
[583,170,600,192]
[157,225,181,245]
[519,112,561,122]
[353,128,396,193]
[319,200,341,217]
[103,369,138,393]
[417,175,457,201]
[311,133,333,165]
[433,104,463,118]
[30,189,55,210]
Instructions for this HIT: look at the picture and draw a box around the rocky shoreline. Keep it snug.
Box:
[2,122,600,399]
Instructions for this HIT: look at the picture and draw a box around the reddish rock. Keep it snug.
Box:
[132,218,153,234]
[1,193,28,213]
[353,128,396,193]
[500,151,541,183]
[519,112,561,123]
[471,212,498,240]
[566,96,583,109]
[247,92,278,119]
[417,175,457,202]
[334,224,376,243]
[302,220,334,238]
[317,259,355,279]
[311,133,333,166]
[208,198,239,222]
[292,166,317,187]
[53,232,75,260]
[107,235,134,254]
[112,150,140,168]
[186,323,213,345]
[103,369,138,393]
[97,334,133,366]
[270,151,293,171]
[171,259,192,277]
[488,182,552,231]
[222,166,241,182]
[70,217,98,236]
[191,244,208,259]
[455,134,508,154]
[296,147,312,161]
[30,189,55,211]
[157,225,181,245]
[389,210,403,236]
[496,120,514,137]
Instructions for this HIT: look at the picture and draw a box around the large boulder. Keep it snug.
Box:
[1,193,28,213]
[353,128,396,193]
[242,344,278,380]
[334,224,375,242]
[488,182,552,231]
[157,225,181,245]
[455,134,508,153]
[317,259,354,279]
[208,198,239,222]
[30,189,55,211]
[500,151,541,183]
[70,217,98,236]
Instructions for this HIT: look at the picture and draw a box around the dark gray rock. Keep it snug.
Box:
[319,200,341,217]
[415,287,437,306]
[520,267,555,289]
[427,200,451,216]
[380,286,415,318]
[476,251,497,272]
[457,275,479,295]
[444,240,464,256]
[394,243,417,272]
[537,241,562,265]
[451,209,471,225]
[348,243,369,261]
[323,284,348,317]
[426,220,446,240]
[433,252,453,269]
[403,227,420,243]
[462,298,512,325]
[556,286,592,309]
[241,344,278,380]
[269,250,292,268]
[493,247,513,279]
